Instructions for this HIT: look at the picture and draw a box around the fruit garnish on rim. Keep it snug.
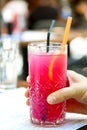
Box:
[48,51,60,81]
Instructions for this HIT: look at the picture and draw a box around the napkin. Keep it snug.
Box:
[0,88,87,130]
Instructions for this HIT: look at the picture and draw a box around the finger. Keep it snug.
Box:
[47,86,78,104]
[66,99,80,113]
[26,99,30,106]
[26,76,30,83]
[66,99,87,115]
[25,88,29,98]
[67,70,86,82]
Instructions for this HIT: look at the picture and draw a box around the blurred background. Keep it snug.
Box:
[0,0,87,88]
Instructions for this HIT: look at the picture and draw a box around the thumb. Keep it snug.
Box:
[47,86,78,104]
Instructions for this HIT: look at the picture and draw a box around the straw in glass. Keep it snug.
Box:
[61,16,72,52]
[47,20,55,52]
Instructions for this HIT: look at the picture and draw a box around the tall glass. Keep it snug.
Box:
[0,38,18,89]
[28,42,67,127]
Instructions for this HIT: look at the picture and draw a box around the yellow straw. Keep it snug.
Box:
[61,16,72,52]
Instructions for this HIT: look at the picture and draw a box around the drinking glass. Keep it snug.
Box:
[0,38,18,89]
[28,42,67,127]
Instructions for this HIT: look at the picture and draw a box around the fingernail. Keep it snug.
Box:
[47,95,56,104]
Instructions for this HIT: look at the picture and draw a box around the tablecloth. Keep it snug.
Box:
[0,88,87,130]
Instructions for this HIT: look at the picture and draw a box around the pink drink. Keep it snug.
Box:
[28,43,67,126]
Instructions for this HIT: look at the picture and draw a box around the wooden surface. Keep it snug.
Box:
[19,28,87,47]
[17,80,28,88]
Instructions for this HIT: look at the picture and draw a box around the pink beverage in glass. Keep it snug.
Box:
[28,43,67,126]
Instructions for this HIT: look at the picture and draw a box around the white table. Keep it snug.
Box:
[0,88,87,130]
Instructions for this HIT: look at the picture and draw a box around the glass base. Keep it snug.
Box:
[30,117,65,127]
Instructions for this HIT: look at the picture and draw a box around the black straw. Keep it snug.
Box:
[47,20,55,52]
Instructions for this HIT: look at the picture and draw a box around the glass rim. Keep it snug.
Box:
[28,42,67,47]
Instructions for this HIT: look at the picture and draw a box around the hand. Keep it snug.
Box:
[25,76,30,106]
[25,70,87,114]
[47,70,87,114]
